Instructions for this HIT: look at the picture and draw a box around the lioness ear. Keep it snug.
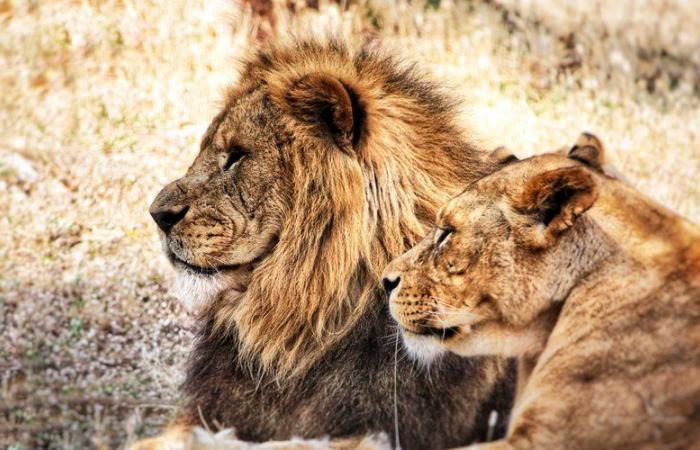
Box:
[515,166,598,248]
[568,132,605,171]
[489,146,519,166]
[283,73,362,151]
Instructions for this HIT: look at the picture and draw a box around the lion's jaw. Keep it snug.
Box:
[172,270,226,313]
[164,238,255,314]
[171,266,251,314]
[154,227,262,313]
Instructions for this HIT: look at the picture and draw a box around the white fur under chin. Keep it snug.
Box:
[172,270,226,314]
[401,332,446,366]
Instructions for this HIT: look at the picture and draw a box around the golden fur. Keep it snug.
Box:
[383,134,700,449]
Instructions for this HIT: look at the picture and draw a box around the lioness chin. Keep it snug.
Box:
[383,134,700,450]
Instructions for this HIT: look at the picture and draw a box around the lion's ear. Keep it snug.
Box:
[283,73,362,151]
[515,166,598,248]
[568,132,605,171]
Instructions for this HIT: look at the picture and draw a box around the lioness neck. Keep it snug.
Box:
[589,176,700,273]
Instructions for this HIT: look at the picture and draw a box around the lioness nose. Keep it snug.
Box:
[150,204,189,233]
[382,275,401,297]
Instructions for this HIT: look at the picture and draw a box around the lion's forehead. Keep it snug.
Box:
[215,90,280,150]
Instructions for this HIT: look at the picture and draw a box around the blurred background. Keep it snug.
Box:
[1,0,699,448]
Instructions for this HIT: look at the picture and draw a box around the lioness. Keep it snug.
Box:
[383,134,700,449]
[139,37,514,449]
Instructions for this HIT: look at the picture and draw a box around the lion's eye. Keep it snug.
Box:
[435,226,454,247]
[222,146,247,171]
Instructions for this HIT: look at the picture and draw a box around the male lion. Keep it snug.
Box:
[139,38,514,449]
[383,134,700,449]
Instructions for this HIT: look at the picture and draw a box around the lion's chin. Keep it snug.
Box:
[171,269,246,314]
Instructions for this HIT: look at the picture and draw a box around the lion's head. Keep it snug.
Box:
[382,134,604,364]
[149,38,494,376]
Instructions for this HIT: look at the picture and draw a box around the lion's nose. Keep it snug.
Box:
[150,204,189,233]
[382,275,401,297]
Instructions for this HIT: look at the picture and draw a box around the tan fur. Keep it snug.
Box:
[383,134,700,449]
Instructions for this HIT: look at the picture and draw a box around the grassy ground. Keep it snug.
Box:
[1,0,698,448]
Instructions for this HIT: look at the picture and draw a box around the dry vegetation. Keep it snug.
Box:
[1,0,698,448]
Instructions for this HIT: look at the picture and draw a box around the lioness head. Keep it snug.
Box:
[382,134,604,363]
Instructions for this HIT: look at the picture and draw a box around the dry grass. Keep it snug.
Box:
[1,0,698,448]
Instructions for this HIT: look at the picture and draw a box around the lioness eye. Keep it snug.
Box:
[222,146,247,171]
[435,227,453,247]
